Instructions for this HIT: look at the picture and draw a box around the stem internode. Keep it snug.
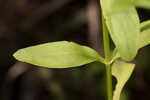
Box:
[102,15,113,100]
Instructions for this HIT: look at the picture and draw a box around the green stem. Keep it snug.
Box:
[102,15,113,100]
[105,64,112,100]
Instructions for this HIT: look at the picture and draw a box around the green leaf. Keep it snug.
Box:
[101,6,140,61]
[111,29,150,62]
[140,20,150,32]
[110,48,120,64]
[13,41,104,68]
[139,20,150,48]
[111,20,150,62]
[100,0,150,15]
[139,28,150,48]
[100,0,113,16]
[135,0,150,9]
[112,61,135,100]
[111,0,150,14]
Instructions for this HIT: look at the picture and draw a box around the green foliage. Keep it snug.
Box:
[100,0,150,15]
[139,29,150,48]
[12,1,150,100]
[105,0,150,14]
[13,41,104,68]
[140,20,150,32]
[111,48,120,63]
[100,0,140,61]
[112,20,150,62]
[112,61,135,100]
[135,0,150,8]
[139,20,150,49]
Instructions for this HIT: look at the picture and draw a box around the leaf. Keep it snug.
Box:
[101,6,140,61]
[135,0,150,9]
[112,61,135,100]
[111,0,150,14]
[139,20,150,48]
[140,20,150,32]
[111,20,150,62]
[100,0,140,61]
[139,28,150,48]
[100,0,150,15]
[100,0,113,16]
[13,41,104,68]
[110,48,120,64]
[111,29,150,62]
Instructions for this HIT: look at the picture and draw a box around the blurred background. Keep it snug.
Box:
[0,0,150,100]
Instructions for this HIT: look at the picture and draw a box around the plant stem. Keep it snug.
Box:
[105,64,112,100]
[102,15,113,100]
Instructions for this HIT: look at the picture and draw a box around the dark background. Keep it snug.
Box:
[0,0,150,100]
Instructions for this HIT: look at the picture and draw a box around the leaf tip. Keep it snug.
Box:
[13,50,21,60]
[13,49,32,63]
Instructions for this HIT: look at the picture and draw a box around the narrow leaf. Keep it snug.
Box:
[111,0,150,13]
[13,41,104,68]
[100,0,150,15]
[112,22,150,62]
[139,20,150,48]
[135,0,150,9]
[112,61,135,100]
[101,3,140,61]
[140,20,150,32]
[111,20,150,61]
[139,29,150,48]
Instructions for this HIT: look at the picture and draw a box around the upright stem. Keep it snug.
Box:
[102,15,113,100]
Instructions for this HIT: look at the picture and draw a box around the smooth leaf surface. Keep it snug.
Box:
[111,0,150,14]
[100,0,150,15]
[13,41,104,68]
[139,28,150,48]
[139,20,150,48]
[100,0,113,16]
[112,20,150,62]
[112,61,135,100]
[100,4,140,61]
[110,48,120,63]
[135,0,150,9]
[112,28,150,62]
[140,20,150,32]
